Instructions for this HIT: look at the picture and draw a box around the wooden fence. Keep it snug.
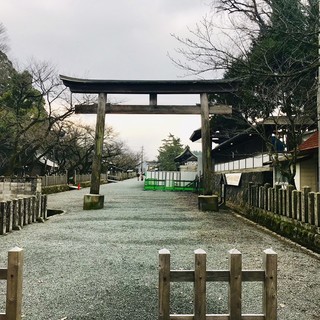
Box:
[248,183,320,228]
[0,195,47,236]
[159,248,277,320]
[0,247,24,320]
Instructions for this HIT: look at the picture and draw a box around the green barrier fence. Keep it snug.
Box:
[144,178,199,192]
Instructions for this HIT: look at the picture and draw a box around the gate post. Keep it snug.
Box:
[159,249,170,320]
[6,247,24,320]
[263,249,277,320]
[84,92,106,210]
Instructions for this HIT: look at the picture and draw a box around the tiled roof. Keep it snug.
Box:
[298,131,318,152]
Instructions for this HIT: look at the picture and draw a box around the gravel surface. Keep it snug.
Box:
[0,178,320,320]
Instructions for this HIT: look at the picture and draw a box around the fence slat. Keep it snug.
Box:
[6,247,23,320]
[229,249,242,320]
[263,249,277,320]
[159,249,170,320]
[194,249,206,320]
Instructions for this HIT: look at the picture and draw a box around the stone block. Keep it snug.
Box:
[83,194,105,210]
[198,195,219,212]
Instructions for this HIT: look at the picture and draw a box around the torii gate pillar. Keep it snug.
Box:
[198,93,219,212]
[83,93,106,210]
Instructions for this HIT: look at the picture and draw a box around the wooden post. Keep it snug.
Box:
[200,93,212,195]
[6,247,23,320]
[12,199,21,231]
[159,249,170,320]
[194,249,206,320]
[6,200,13,233]
[23,198,28,226]
[90,93,107,195]
[17,199,24,228]
[315,192,320,227]
[263,249,277,320]
[229,249,242,320]
[0,201,7,235]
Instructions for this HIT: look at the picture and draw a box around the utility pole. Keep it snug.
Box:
[141,146,144,181]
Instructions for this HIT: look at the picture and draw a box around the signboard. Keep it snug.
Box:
[225,173,242,186]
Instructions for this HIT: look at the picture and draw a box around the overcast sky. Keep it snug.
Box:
[1,0,216,160]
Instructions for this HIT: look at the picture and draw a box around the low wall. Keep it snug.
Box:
[0,194,48,235]
[213,172,320,253]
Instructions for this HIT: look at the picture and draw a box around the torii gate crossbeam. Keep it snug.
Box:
[60,75,238,210]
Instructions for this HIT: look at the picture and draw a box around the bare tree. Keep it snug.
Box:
[170,0,319,186]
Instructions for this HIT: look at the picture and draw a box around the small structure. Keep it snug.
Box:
[294,130,318,191]
[174,146,198,172]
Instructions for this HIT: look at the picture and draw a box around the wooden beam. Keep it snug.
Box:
[60,75,239,94]
[75,104,232,115]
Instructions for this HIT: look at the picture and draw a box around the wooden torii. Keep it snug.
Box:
[60,76,238,210]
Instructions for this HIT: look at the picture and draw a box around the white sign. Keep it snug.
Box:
[225,173,242,186]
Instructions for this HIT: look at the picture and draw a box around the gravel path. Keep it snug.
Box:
[0,178,319,320]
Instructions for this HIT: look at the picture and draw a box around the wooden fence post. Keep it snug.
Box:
[12,199,21,231]
[30,196,36,223]
[263,249,277,320]
[159,249,170,320]
[315,192,320,227]
[6,200,13,233]
[229,249,242,320]
[17,199,23,228]
[22,198,28,226]
[6,247,24,320]
[0,201,7,235]
[194,249,206,320]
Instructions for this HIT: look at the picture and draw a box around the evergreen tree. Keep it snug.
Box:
[157,133,184,171]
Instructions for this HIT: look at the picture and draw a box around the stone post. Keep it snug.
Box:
[264,183,271,210]
[6,200,13,233]
[286,185,294,218]
[315,192,320,227]
[301,186,311,223]
[308,192,315,225]
[0,201,6,235]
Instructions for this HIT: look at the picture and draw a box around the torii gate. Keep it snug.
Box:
[60,76,238,210]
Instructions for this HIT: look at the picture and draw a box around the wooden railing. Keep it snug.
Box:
[0,247,24,320]
[159,248,277,320]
